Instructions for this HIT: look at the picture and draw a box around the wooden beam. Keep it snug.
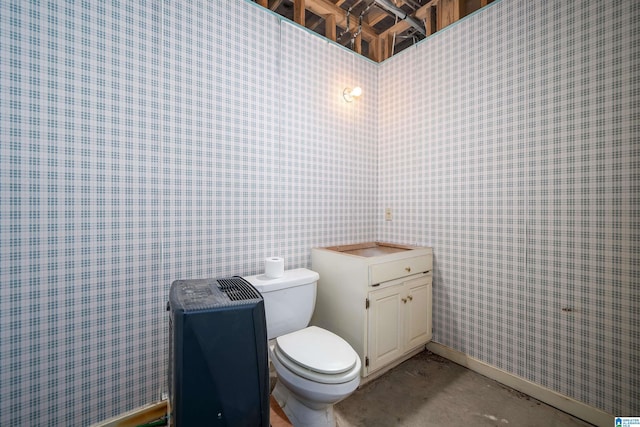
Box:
[325,14,336,42]
[269,0,284,11]
[378,36,387,61]
[307,14,325,32]
[378,20,411,41]
[369,37,380,62]
[256,0,268,7]
[386,33,395,60]
[437,0,461,30]
[423,5,437,35]
[377,0,440,41]
[365,8,388,27]
[414,0,439,21]
[304,0,378,42]
[294,0,305,26]
[354,32,362,54]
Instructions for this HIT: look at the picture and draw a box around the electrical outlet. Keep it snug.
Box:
[385,208,392,221]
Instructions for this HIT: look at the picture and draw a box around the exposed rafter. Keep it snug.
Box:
[258,0,494,61]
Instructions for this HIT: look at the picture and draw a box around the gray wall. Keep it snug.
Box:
[0,1,377,425]
[1,0,637,425]
[379,0,639,416]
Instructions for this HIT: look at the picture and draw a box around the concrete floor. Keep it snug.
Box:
[334,351,594,427]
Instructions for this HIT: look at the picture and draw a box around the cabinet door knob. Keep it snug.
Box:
[405,267,411,272]
[401,298,407,303]
[407,295,413,301]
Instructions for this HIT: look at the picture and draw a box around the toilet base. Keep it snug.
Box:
[272,381,337,427]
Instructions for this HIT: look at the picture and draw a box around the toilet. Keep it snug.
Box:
[244,268,361,427]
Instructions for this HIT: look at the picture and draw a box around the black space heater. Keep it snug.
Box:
[168,276,269,427]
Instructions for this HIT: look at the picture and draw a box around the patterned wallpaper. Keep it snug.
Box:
[0,1,377,425]
[1,0,637,424]
[379,0,639,417]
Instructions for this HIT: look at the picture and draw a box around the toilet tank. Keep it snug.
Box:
[244,268,319,340]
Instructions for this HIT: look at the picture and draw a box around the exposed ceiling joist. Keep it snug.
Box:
[259,0,494,61]
[373,0,426,36]
[304,0,379,42]
[365,8,388,26]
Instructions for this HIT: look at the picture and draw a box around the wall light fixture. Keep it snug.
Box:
[343,86,363,102]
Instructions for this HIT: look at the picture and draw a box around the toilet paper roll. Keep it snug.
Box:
[264,257,284,279]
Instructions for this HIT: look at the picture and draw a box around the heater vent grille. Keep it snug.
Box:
[169,277,262,311]
[217,277,262,301]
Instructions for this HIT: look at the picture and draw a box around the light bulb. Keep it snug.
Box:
[343,86,363,102]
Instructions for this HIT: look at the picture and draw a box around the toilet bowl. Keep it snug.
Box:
[273,326,361,404]
[270,327,361,426]
[243,269,361,427]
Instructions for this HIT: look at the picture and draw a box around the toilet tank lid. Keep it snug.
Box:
[243,268,319,293]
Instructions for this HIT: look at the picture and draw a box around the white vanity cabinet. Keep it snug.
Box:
[368,274,433,373]
[310,243,433,378]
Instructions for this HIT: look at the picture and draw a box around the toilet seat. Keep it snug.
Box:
[274,326,361,384]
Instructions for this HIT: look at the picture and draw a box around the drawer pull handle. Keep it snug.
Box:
[405,267,411,272]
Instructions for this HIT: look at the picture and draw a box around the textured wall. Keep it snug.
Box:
[0,1,377,425]
[1,0,638,424]
[378,0,639,416]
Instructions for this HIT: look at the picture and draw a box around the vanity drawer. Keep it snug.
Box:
[369,255,432,285]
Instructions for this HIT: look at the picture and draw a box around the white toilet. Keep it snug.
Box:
[244,268,361,427]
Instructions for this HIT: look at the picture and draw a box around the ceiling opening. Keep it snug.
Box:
[254,0,495,62]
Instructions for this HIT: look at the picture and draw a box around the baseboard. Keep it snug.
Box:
[90,401,167,427]
[426,342,612,427]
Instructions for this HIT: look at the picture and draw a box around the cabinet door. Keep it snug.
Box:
[405,276,432,350]
[367,284,404,374]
